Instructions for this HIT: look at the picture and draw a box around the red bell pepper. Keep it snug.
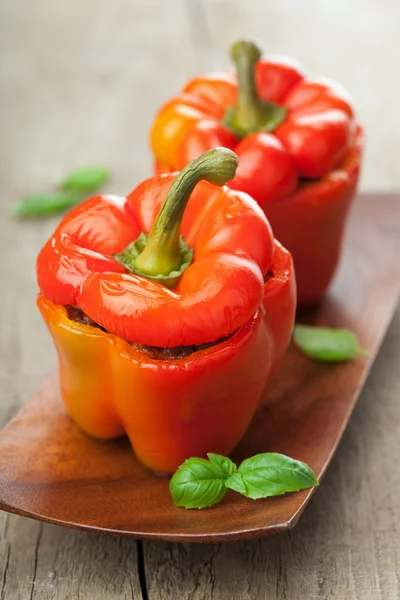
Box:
[37,149,296,473]
[151,39,362,305]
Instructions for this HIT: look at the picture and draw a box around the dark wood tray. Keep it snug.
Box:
[0,193,399,543]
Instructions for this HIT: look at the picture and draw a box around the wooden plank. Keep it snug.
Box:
[0,515,43,600]
[0,515,143,599]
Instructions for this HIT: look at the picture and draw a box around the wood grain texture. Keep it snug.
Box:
[0,517,144,599]
[1,0,400,598]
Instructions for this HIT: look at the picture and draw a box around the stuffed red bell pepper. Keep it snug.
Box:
[37,148,296,474]
[151,39,363,305]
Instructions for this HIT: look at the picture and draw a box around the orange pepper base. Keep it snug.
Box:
[38,295,273,474]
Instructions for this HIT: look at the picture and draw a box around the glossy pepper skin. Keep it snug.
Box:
[151,40,363,305]
[37,149,296,473]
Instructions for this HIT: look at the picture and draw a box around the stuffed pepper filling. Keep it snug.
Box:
[65,304,235,360]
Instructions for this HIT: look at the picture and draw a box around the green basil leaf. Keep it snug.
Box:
[170,457,228,509]
[207,453,237,478]
[60,166,110,192]
[293,325,367,362]
[12,192,81,219]
[223,471,247,495]
[225,453,318,500]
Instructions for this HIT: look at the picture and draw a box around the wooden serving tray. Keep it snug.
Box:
[0,194,399,543]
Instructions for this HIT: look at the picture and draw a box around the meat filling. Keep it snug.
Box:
[65,305,234,360]
[264,270,273,283]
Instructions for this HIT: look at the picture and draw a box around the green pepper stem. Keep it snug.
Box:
[223,39,287,138]
[232,40,265,131]
[133,148,239,281]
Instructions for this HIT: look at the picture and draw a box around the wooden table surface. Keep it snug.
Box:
[0,1,399,598]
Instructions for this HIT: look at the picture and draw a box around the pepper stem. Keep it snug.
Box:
[223,39,287,138]
[114,148,239,288]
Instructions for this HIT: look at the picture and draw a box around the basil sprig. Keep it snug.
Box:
[12,192,81,218]
[170,456,236,509]
[170,452,317,509]
[13,166,110,219]
[60,166,110,192]
[294,325,367,362]
[226,453,318,499]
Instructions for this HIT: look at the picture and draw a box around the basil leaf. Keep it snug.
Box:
[207,453,237,477]
[294,325,367,362]
[170,457,228,509]
[60,166,110,192]
[12,192,81,219]
[223,471,247,495]
[225,453,318,500]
